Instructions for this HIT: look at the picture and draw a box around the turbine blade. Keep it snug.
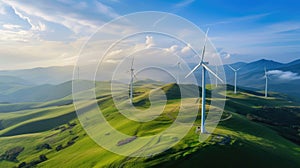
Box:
[227,65,236,71]
[200,28,209,62]
[203,64,224,83]
[133,73,137,80]
[131,57,134,69]
[200,44,206,62]
[185,63,202,78]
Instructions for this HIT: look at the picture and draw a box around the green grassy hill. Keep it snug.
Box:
[0,81,299,168]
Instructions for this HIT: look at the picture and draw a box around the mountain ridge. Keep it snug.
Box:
[0,59,299,100]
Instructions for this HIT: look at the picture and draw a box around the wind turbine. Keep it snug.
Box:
[175,61,182,84]
[264,67,269,98]
[78,66,80,80]
[215,65,218,87]
[227,65,241,94]
[185,29,224,134]
[129,57,137,103]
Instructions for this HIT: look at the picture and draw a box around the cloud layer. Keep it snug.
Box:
[267,70,300,80]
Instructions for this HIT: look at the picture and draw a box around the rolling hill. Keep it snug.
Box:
[0,81,299,168]
[0,81,72,103]
[0,76,33,97]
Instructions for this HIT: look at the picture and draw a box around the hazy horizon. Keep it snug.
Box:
[0,57,299,71]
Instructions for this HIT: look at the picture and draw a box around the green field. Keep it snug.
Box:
[0,82,299,168]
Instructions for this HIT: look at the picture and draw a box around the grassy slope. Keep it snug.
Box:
[162,113,300,168]
[0,83,299,168]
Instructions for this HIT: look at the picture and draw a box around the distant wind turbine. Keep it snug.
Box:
[215,66,218,87]
[129,57,137,103]
[185,29,224,134]
[77,66,79,80]
[175,61,182,84]
[264,67,270,98]
[227,65,241,94]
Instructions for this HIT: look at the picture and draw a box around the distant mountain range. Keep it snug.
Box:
[0,59,299,103]
[0,66,74,85]
[223,59,300,100]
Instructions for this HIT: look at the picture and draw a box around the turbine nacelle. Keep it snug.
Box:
[228,65,241,72]
[185,61,224,84]
[227,65,242,94]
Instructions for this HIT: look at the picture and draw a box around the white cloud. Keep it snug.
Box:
[37,21,46,31]
[0,7,46,42]
[224,53,231,59]
[11,6,32,26]
[0,29,35,42]
[145,35,154,48]
[0,38,85,70]
[11,6,47,32]
[174,0,195,8]
[11,3,91,34]
[2,0,119,35]
[2,24,22,30]
[95,1,119,18]
[181,43,192,54]
[106,59,119,64]
[164,45,178,53]
[267,70,300,80]
[108,49,123,56]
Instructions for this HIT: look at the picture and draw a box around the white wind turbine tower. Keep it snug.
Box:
[129,57,136,103]
[228,65,241,94]
[215,66,218,87]
[185,29,224,134]
[176,61,182,84]
[264,67,270,98]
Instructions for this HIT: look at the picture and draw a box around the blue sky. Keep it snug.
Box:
[0,0,299,69]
